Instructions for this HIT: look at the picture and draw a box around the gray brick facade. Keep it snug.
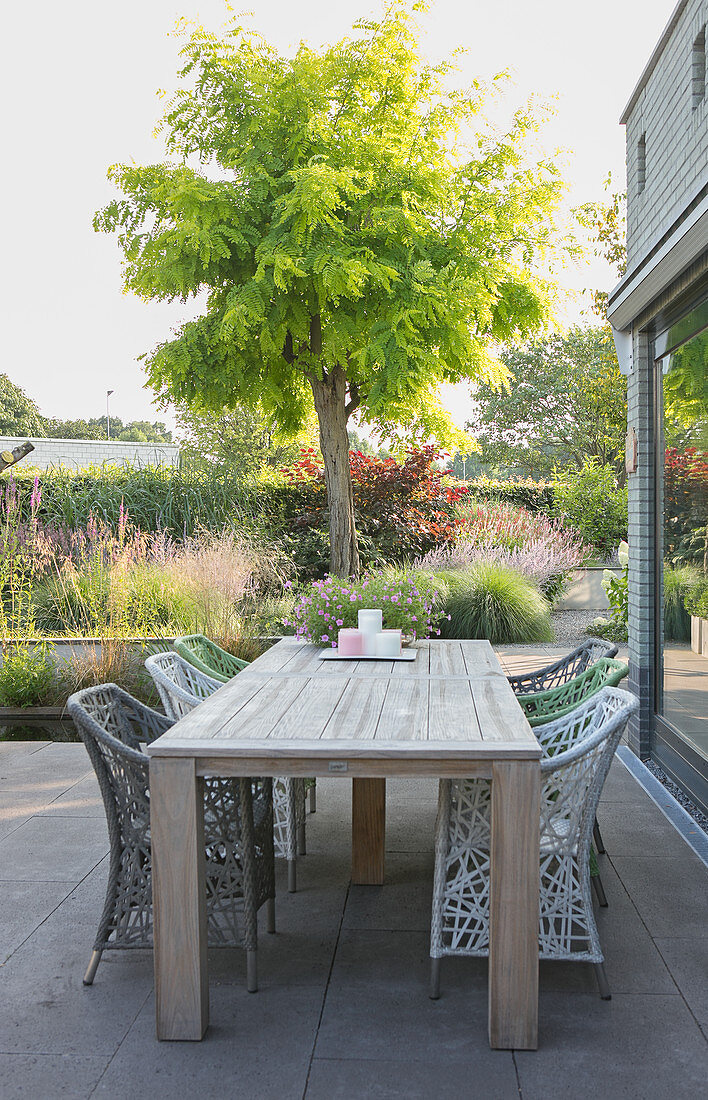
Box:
[623,1,708,267]
[0,436,180,471]
[609,0,708,804]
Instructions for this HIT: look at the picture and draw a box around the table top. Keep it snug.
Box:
[147,638,540,769]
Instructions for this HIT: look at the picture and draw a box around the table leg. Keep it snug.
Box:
[351,778,386,884]
[150,758,208,1040]
[488,760,540,1050]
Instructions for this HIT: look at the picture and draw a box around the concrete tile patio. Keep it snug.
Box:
[1,649,706,1099]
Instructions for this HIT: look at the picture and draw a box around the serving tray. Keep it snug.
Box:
[319,648,417,662]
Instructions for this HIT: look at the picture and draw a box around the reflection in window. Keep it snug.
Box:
[661,325,708,760]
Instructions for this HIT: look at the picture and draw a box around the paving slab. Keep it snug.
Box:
[0,1053,107,1100]
[653,936,708,1035]
[0,814,108,881]
[305,1054,520,1099]
[93,984,322,1100]
[611,854,708,939]
[0,880,78,964]
[515,992,708,1099]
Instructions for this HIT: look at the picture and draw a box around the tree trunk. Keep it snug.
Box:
[310,365,360,578]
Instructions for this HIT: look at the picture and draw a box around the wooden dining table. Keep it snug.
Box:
[147,637,541,1050]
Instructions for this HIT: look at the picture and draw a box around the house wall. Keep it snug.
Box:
[0,437,180,471]
[624,0,708,267]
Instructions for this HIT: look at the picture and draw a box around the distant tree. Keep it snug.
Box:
[94,4,566,576]
[575,174,627,317]
[175,403,314,477]
[468,326,628,483]
[44,417,172,442]
[0,374,46,437]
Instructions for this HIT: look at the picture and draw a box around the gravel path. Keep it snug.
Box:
[551,608,602,645]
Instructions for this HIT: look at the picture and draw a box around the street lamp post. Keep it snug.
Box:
[107,390,114,441]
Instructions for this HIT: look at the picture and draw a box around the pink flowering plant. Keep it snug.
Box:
[285,570,447,647]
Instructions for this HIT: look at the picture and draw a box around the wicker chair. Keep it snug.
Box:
[517,657,628,728]
[146,651,307,892]
[172,633,250,683]
[67,684,275,991]
[507,638,619,696]
[430,687,638,1001]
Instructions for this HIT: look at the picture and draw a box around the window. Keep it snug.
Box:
[693,26,706,110]
[637,132,646,194]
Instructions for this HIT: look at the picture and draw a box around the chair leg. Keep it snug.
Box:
[592,873,609,908]
[429,957,441,1000]
[297,822,306,857]
[83,949,103,986]
[309,784,316,813]
[266,896,276,934]
[288,858,297,893]
[593,817,606,855]
[246,950,258,993]
[594,961,611,1000]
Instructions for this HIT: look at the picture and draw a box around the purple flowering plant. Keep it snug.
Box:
[285,570,446,648]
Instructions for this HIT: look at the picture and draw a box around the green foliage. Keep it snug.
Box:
[553,459,627,555]
[664,565,697,642]
[467,326,628,481]
[6,465,265,537]
[43,416,172,442]
[574,175,626,317]
[175,403,309,478]
[0,645,57,707]
[458,477,554,512]
[94,2,566,573]
[603,566,628,625]
[684,575,708,620]
[587,616,628,644]
[437,563,553,643]
[0,375,46,437]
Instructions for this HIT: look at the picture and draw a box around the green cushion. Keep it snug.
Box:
[173,634,250,683]
[519,658,629,728]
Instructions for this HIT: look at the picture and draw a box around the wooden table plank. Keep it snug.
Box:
[264,678,348,740]
[217,677,310,740]
[375,679,429,741]
[471,676,535,742]
[319,679,389,740]
[429,640,466,677]
[428,679,482,742]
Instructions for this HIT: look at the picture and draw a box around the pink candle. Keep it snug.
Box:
[338,628,364,656]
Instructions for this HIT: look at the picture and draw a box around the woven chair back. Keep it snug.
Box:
[173,633,249,683]
[519,657,628,727]
[145,650,221,720]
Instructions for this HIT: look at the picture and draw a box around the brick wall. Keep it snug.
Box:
[625,0,708,266]
[0,437,180,471]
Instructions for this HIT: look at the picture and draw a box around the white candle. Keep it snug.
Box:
[358,608,383,656]
[375,629,402,657]
[338,628,363,656]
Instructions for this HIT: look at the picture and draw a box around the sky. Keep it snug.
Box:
[0,0,676,434]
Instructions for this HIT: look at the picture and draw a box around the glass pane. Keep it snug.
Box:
[661,323,708,762]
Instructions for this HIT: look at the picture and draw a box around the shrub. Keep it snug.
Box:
[461,477,554,513]
[685,575,708,619]
[437,563,554,644]
[420,503,589,606]
[664,565,698,642]
[553,459,627,556]
[586,617,628,644]
[287,569,447,647]
[0,645,58,707]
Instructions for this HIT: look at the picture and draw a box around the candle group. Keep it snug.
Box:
[336,611,402,658]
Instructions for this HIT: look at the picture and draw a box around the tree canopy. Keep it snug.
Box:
[467,325,628,481]
[43,417,172,443]
[95,1,566,574]
[0,374,46,437]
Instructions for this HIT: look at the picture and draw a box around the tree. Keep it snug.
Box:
[175,403,316,477]
[467,325,628,482]
[44,417,172,442]
[0,374,46,437]
[95,3,564,576]
[575,175,627,318]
